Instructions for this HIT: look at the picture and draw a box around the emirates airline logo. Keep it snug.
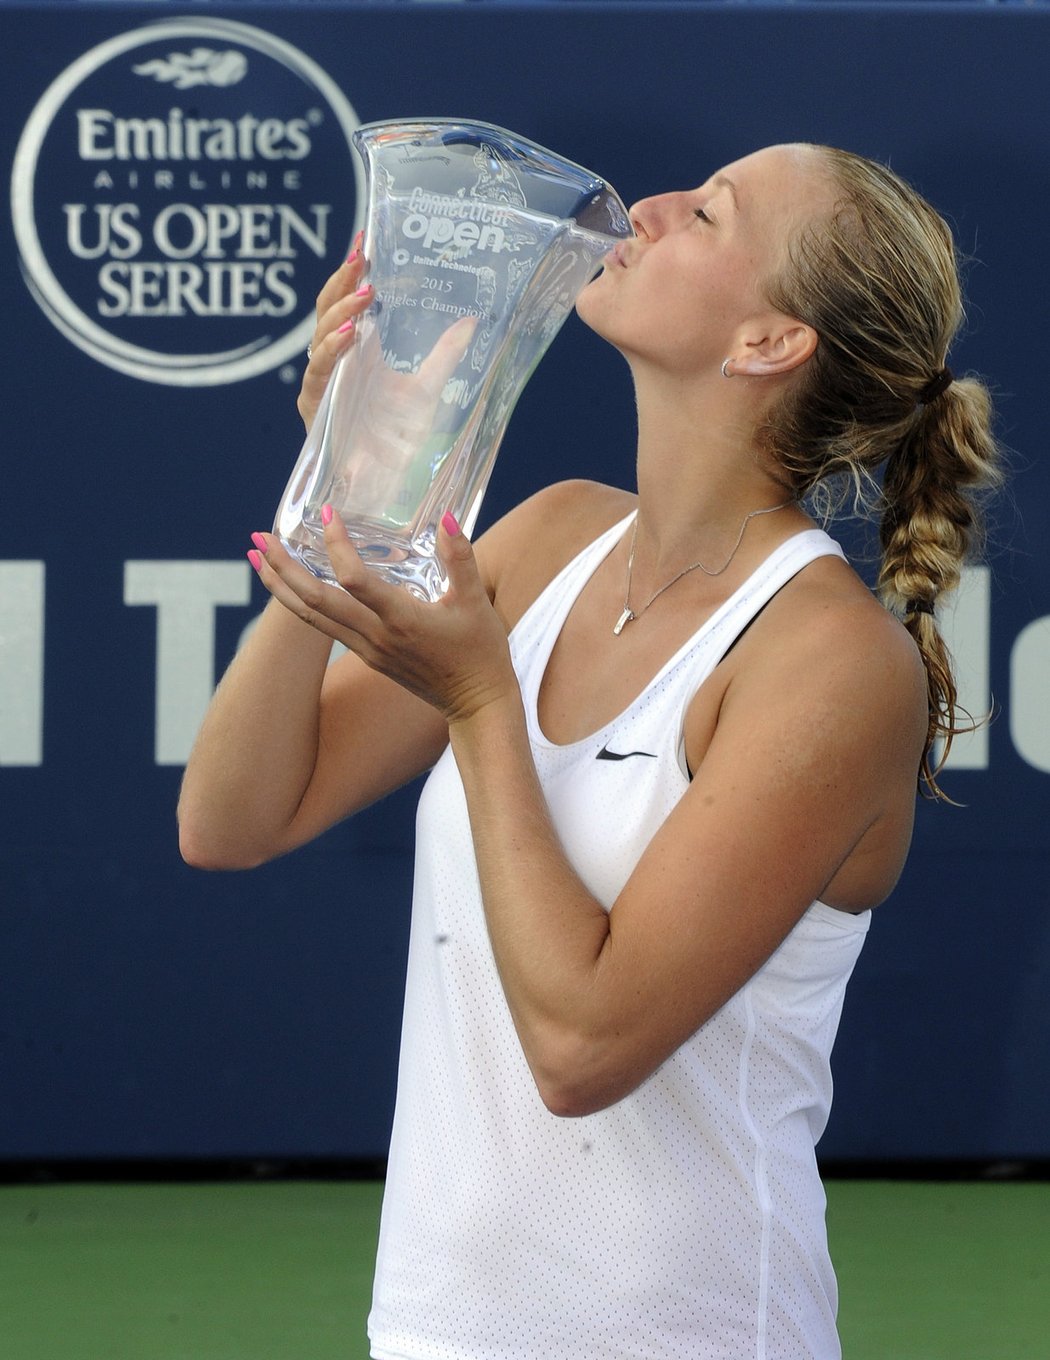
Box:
[132,49,249,90]
[10,18,363,385]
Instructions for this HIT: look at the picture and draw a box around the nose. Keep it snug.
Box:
[628,192,685,241]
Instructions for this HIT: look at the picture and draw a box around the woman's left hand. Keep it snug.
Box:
[250,508,519,726]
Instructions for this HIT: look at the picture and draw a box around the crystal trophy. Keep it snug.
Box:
[273,118,633,601]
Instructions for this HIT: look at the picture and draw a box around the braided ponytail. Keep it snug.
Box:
[764,146,1002,799]
[878,378,999,791]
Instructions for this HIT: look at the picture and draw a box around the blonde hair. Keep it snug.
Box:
[763,146,1001,799]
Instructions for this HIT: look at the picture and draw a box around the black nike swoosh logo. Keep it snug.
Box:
[595,744,657,761]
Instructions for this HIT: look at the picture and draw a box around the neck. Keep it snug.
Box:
[628,368,797,581]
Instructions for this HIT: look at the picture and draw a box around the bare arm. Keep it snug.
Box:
[176,586,449,869]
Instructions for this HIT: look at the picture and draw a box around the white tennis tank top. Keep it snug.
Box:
[369,517,869,1360]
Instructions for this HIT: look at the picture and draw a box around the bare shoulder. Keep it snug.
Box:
[723,553,929,782]
[475,479,635,632]
[779,556,924,693]
[681,555,929,909]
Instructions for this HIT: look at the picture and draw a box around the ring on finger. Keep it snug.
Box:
[306,343,313,360]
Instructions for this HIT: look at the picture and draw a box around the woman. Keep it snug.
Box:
[179,143,1000,1358]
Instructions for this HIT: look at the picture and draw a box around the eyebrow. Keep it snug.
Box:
[711,174,740,210]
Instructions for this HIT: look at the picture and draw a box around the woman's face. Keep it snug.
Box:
[577,143,829,376]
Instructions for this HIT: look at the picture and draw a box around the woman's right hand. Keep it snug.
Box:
[297,233,373,432]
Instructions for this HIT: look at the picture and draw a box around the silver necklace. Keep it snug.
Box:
[613,498,795,636]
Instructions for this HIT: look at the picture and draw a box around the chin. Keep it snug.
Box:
[574,277,615,339]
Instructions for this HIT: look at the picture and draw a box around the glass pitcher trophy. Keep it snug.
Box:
[273,118,633,601]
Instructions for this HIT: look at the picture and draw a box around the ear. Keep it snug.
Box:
[729,314,818,378]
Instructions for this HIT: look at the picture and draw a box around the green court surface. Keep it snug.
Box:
[1,1179,1047,1358]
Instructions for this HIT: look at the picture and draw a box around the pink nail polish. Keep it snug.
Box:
[321,504,333,527]
[441,511,460,537]
[337,318,355,335]
[355,284,370,297]
[247,549,262,571]
[346,248,359,265]
[251,532,268,553]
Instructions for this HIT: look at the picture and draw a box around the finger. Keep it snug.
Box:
[313,230,367,318]
[299,267,376,429]
[417,316,477,398]
[248,545,348,644]
[305,308,357,378]
[312,282,373,358]
[436,511,485,604]
[312,275,372,350]
[297,307,362,429]
[247,527,377,645]
[319,504,411,621]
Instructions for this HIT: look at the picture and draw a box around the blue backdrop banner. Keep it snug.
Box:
[2,1,1048,1163]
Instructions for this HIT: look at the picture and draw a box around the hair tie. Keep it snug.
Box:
[904,598,936,617]
[918,366,954,405]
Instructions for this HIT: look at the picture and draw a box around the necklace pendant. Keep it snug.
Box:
[613,607,635,636]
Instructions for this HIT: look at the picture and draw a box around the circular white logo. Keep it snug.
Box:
[11,18,363,385]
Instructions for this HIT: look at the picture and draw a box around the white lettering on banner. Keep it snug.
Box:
[63,202,328,318]
[939,566,990,770]
[148,202,329,259]
[65,203,143,259]
[97,259,297,318]
[0,563,45,767]
[0,560,1045,772]
[1011,618,1050,772]
[124,561,250,765]
[76,108,312,162]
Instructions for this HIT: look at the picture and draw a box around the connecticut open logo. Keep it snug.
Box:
[11,18,363,385]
